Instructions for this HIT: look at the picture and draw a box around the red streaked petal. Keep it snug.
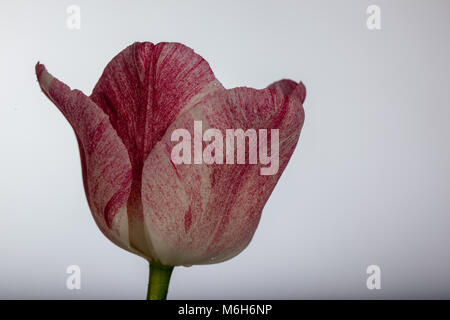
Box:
[36,63,133,251]
[141,81,305,266]
[90,42,223,176]
[89,42,222,258]
[268,79,306,104]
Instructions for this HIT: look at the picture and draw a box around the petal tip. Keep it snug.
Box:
[35,62,52,91]
[296,81,306,104]
[35,62,45,80]
[35,61,53,93]
[268,79,306,104]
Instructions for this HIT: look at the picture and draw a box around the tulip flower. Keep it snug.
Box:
[36,42,306,299]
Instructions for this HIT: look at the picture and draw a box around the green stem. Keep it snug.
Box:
[146,261,174,300]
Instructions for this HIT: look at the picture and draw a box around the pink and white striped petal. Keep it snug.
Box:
[90,42,223,173]
[36,63,134,252]
[89,42,224,258]
[141,81,305,266]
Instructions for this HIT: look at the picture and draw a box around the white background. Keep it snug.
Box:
[1,0,450,298]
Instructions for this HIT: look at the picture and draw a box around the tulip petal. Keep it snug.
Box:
[268,79,306,104]
[90,41,223,173]
[141,81,305,266]
[89,42,223,258]
[36,63,134,252]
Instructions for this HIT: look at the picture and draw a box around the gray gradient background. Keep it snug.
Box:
[1,0,449,299]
